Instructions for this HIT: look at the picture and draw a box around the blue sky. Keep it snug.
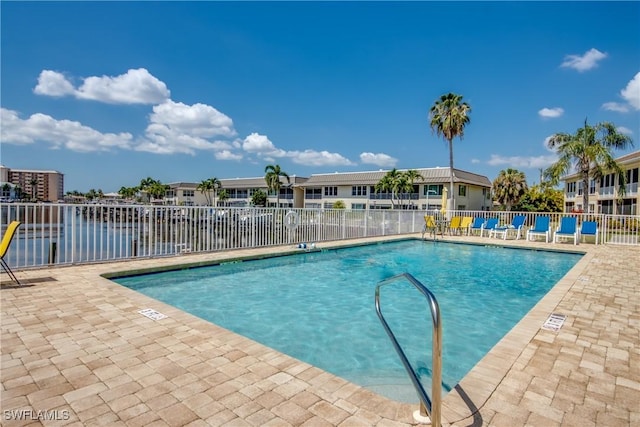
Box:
[1,1,639,193]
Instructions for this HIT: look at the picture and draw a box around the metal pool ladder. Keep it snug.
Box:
[375,273,442,426]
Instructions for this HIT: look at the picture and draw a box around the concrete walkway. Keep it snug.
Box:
[1,235,638,426]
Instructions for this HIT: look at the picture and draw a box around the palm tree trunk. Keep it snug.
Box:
[448,139,455,211]
[582,173,590,213]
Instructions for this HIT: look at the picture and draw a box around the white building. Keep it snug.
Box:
[164,167,492,211]
[561,150,639,215]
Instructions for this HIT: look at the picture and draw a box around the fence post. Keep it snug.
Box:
[48,242,57,264]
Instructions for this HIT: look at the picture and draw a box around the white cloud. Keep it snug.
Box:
[470,158,480,164]
[560,48,607,72]
[602,73,640,113]
[242,133,285,156]
[538,107,564,118]
[359,152,398,167]
[0,108,133,152]
[215,150,243,161]
[33,70,75,97]
[601,102,630,113]
[150,100,235,138]
[620,72,640,110]
[33,68,170,104]
[289,150,355,167]
[138,100,237,155]
[487,154,557,169]
[616,126,633,136]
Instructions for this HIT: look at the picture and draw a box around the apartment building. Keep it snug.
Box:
[299,167,492,210]
[164,167,492,211]
[561,150,639,215]
[165,176,309,207]
[0,165,65,202]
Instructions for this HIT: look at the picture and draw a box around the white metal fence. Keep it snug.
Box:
[2,203,638,270]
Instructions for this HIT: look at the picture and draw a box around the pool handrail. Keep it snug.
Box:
[375,273,442,427]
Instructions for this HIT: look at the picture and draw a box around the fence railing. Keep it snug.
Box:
[1,203,638,270]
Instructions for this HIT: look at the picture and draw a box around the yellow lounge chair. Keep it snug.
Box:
[448,216,462,235]
[459,217,473,235]
[421,215,437,239]
[1,221,22,285]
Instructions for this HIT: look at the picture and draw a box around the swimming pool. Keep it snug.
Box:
[114,240,582,403]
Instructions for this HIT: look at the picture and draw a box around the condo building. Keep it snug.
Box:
[561,150,639,215]
[165,167,493,211]
[0,165,64,202]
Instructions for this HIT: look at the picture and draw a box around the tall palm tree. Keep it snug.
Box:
[492,168,528,211]
[429,93,471,211]
[1,183,11,199]
[545,120,633,212]
[29,178,38,201]
[197,179,214,205]
[118,186,138,200]
[264,164,290,208]
[375,168,403,208]
[138,177,160,202]
[209,177,222,206]
[217,189,229,206]
[401,169,421,208]
[147,182,169,201]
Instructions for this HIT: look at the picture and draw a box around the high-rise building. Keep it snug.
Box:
[0,166,65,202]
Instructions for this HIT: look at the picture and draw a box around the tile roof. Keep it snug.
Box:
[300,168,491,187]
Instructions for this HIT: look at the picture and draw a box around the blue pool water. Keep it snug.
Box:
[114,240,582,402]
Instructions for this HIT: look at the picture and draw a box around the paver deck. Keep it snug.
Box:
[1,234,639,426]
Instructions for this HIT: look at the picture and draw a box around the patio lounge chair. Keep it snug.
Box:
[1,221,21,285]
[459,216,473,235]
[490,215,526,240]
[468,217,485,236]
[526,216,551,243]
[448,216,462,235]
[421,215,437,239]
[553,217,578,245]
[480,218,499,237]
[579,221,599,245]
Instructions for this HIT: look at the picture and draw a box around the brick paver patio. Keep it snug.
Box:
[1,235,639,426]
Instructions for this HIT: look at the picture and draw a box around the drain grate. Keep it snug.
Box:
[542,313,566,332]
[138,308,167,321]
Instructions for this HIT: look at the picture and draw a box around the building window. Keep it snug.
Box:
[566,182,576,193]
[305,188,322,199]
[589,179,597,194]
[601,173,615,188]
[458,185,466,197]
[279,188,293,199]
[351,203,366,210]
[351,186,367,196]
[577,182,583,196]
[182,190,194,197]
[324,186,338,196]
[457,205,466,210]
[627,168,639,183]
[424,184,443,196]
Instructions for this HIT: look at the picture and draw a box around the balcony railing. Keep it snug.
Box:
[370,193,419,200]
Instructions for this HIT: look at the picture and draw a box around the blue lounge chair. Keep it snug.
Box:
[491,215,526,240]
[480,218,500,237]
[468,217,485,236]
[553,217,578,245]
[526,216,551,243]
[579,221,599,245]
